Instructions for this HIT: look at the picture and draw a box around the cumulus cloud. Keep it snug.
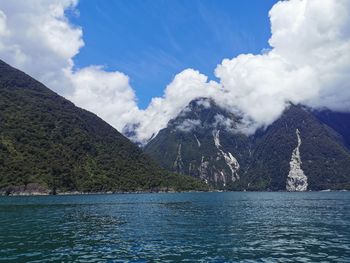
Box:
[127,0,350,140]
[1,0,350,144]
[131,69,220,142]
[0,0,83,93]
[176,119,202,132]
[0,0,139,131]
[0,1,218,142]
[67,66,140,131]
[213,114,236,132]
[215,0,350,133]
[195,98,212,109]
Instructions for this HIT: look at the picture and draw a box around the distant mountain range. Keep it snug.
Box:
[2,58,349,193]
[144,98,350,191]
[0,60,207,195]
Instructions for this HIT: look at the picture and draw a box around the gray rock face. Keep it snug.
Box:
[286,129,308,191]
[173,143,184,173]
[144,98,249,188]
[144,98,350,191]
[212,130,240,184]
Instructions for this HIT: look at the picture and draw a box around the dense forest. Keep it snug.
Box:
[145,99,350,191]
[0,60,208,194]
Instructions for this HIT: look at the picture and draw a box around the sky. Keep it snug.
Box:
[69,0,277,108]
[0,0,350,144]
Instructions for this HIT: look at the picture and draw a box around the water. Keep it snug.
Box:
[0,192,349,263]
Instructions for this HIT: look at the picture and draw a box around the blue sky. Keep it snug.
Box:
[1,0,347,142]
[69,0,278,108]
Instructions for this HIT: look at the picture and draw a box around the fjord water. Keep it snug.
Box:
[0,192,349,262]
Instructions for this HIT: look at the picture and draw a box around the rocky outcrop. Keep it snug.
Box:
[145,99,350,191]
[213,130,240,183]
[0,183,50,196]
[286,129,308,191]
[144,98,249,188]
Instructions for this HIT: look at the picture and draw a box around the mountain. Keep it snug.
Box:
[314,110,350,149]
[0,60,207,194]
[144,98,350,191]
[144,98,251,188]
[244,105,350,191]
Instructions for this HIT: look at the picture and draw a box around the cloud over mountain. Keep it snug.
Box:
[0,0,349,143]
[215,0,350,133]
[0,0,139,131]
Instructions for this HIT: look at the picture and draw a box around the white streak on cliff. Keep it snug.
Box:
[198,156,210,183]
[212,130,240,182]
[194,134,201,147]
[173,143,184,172]
[286,129,308,191]
[213,130,221,148]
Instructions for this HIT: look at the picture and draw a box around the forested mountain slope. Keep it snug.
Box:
[0,60,207,194]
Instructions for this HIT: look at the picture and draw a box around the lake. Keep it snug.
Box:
[0,192,349,262]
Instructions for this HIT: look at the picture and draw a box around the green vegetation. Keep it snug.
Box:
[145,99,350,191]
[0,60,208,194]
[241,105,350,191]
[144,99,250,189]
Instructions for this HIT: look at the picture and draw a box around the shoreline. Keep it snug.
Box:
[0,190,207,197]
[1,189,348,197]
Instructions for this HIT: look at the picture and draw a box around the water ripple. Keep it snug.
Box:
[0,192,349,262]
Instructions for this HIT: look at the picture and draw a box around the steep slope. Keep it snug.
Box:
[0,60,207,194]
[144,98,252,188]
[145,99,350,191]
[244,105,350,191]
[314,110,350,150]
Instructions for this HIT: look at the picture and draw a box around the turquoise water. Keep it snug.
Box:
[0,192,349,262]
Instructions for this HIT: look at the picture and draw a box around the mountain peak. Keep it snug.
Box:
[145,99,350,191]
[0,60,207,194]
[168,97,239,135]
[187,97,215,110]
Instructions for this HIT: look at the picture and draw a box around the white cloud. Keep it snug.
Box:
[0,0,350,144]
[176,119,202,132]
[0,0,140,131]
[213,114,236,132]
[132,69,221,142]
[215,0,350,132]
[196,98,212,109]
[0,0,83,93]
[0,10,9,37]
[67,66,140,131]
